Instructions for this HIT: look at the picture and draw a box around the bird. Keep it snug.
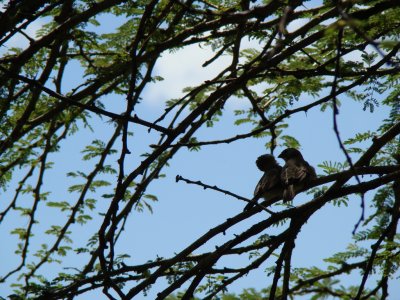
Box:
[278,148,316,202]
[244,154,282,211]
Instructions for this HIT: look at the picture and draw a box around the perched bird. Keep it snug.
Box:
[244,154,282,211]
[278,148,316,202]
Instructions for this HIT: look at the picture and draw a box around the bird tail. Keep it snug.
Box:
[243,197,258,211]
[283,185,295,202]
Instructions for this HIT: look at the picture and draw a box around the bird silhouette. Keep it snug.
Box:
[244,154,282,211]
[278,148,316,202]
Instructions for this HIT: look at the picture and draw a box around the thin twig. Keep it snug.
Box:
[329,20,364,234]
[175,175,274,214]
[0,66,172,135]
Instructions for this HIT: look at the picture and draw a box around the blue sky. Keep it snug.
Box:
[1,2,399,299]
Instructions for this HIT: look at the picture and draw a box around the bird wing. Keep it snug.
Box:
[281,161,300,185]
[254,167,281,198]
[295,163,309,182]
[281,158,316,202]
[282,158,316,185]
[305,161,317,179]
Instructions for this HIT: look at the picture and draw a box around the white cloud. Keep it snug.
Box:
[144,40,263,111]
[144,44,231,105]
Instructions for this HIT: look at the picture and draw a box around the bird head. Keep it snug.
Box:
[278,148,303,161]
[256,154,278,171]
